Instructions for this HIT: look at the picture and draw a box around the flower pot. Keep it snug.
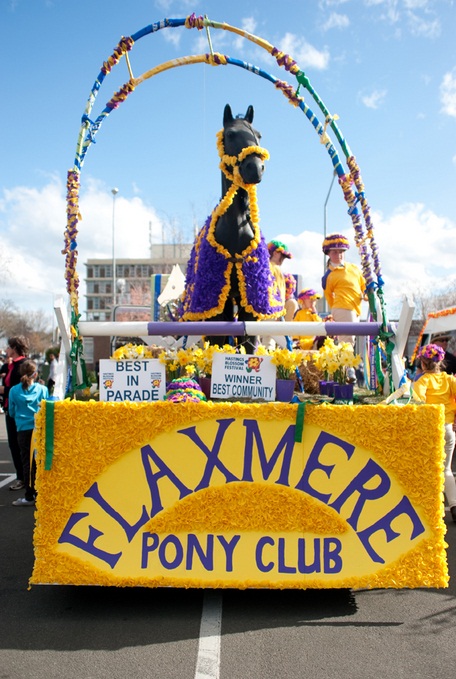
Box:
[199,376,212,399]
[275,378,295,403]
[320,380,335,396]
[333,383,354,404]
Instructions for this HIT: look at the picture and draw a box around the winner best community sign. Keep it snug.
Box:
[210,353,276,401]
[99,359,166,402]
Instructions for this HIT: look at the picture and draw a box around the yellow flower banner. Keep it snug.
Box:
[31,400,448,590]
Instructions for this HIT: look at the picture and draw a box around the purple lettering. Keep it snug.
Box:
[329,459,391,530]
[297,538,321,574]
[159,535,184,569]
[256,536,274,572]
[85,482,149,542]
[141,444,192,518]
[178,419,239,491]
[186,534,214,571]
[278,537,296,573]
[295,431,355,502]
[217,535,240,572]
[323,538,342,573]
[141,532,159,568]
[242,420,296,485]
[357,496,425,563]
[58,512,122,568]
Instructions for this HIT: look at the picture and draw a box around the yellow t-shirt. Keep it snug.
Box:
[293,308,322,350]
[323,262,365,316]
[412,371,456,424]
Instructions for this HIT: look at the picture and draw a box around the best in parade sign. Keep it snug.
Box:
[210,353,276,401]
[30,401,448,589]
[99,359,166,402]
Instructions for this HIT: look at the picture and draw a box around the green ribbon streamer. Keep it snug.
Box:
[44,400,55,471]
[294,402,306,443]
[68,306,90,395]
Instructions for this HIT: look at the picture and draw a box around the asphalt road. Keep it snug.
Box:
[1,413,456,679]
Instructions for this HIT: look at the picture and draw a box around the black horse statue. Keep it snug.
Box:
[181,104,285,352]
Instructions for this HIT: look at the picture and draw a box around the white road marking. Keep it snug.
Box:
[0,473,16,489]
[194,590,223,679]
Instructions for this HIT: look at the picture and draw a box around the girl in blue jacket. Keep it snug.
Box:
[8,360,49,506]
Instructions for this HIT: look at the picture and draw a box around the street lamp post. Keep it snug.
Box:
[111,188,119,308]
[322,170,337,314]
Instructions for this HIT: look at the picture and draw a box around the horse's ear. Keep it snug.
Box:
[245,105,254,123]
[223,104,234,126]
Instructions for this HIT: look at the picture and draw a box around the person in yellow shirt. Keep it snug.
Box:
[413,343,456,523]
[267,239,292,308]
[293,289,322,350]
[261,240,293,349]
[321,233,366,344]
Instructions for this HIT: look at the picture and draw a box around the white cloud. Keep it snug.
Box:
[322,12,350,31]
[406,12,440,38]
[278,203,456,319]
[440,68,456,117]
[360,88,387,109]
[2,180,455,327]
[319,0,350,6]
[0,177,166,314]
[162,29,181,48]
[278,33,330,70]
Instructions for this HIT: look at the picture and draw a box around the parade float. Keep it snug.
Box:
[30,14,449,590]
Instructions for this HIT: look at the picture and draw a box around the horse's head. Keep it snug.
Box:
[221,104,266,185]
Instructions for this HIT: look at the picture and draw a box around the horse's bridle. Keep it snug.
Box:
[216,129,270,189]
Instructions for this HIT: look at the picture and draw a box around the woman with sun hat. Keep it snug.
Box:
[413,343,456,523]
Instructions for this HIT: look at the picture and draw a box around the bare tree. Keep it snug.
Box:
[0,300,52,354]
[411,282,456,320]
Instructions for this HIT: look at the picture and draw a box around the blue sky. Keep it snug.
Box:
[1,0,456,326]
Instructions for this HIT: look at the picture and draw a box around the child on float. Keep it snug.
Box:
[412,343,456,523]
[321,233,366,344]
[293,289,323,350]
[8,360,49,507]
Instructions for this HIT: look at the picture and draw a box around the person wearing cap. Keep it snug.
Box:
[261,240,293,349]
[321,233,366,344]
[267,239,293,308]
[412,343,456,523]
[293,289,323,350]
[430,333,456,375]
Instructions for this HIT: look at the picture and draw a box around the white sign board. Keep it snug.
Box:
[210,353,276,401]
[99,359,166,402]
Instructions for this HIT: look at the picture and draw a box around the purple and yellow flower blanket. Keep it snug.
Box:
[181,217,285,321]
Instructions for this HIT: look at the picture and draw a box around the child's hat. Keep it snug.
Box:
[417,343,445,363]
[298,288,321,301]
[267,239,292,259]
[322,233,350,254]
